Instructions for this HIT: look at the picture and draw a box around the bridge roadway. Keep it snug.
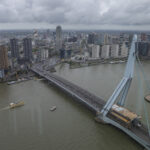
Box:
[31,63,150,149]
[31,64,106,113]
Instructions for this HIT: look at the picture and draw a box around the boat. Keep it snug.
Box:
[119,60,126,63]
[50,106,56,111]
[7,81,16,85]
[144,95,150,102]
[9,101,24,109]
[7,78,29,85]
[109,61,116,64]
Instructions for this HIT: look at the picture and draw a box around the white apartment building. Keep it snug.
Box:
[92,45,100,58]
[121,43,128,57]
[37,49,49,61]
[111,44,119,58]
[101,45,110,58]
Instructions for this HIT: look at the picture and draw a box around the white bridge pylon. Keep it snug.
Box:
[101,35,138,117]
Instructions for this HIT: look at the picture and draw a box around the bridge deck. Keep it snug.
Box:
[31,65,105,113]
[31,64,150,150]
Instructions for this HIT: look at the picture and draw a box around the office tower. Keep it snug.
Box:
[111,44,119,58]
[56,25,62,51]
[60,49,65,59]
[92,45,100,58]
[88,34,94,44]
[138,42,149,56]
[104,34,109,45]
[88,33,98,44]
[101,45,110,58]
[23,38,32,61]
[10,38,19,59]
[0,45,9,69]
[141,33,147,41]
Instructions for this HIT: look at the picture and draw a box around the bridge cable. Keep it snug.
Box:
[136,54,150,136]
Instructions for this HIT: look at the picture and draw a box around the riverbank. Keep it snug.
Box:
[69,58,127,69]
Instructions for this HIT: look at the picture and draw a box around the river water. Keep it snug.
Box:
[0,61,150,150]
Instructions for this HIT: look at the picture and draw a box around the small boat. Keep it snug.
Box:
[144,95,150,102]
[9,101,25,109]
[109,61,116,64]
[50,106,56,111]
[7,78,29,85]
[7,81,16,85]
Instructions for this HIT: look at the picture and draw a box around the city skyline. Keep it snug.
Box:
[0,0,150,30]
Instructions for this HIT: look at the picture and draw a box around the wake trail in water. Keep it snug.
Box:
[0,106,10,111]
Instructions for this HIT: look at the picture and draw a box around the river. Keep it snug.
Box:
[0,61,150,150]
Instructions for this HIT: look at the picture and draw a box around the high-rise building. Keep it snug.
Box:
[92,45,100,58]
[111,44,119,58]
[120,43,128,57]
[141,33,147,41]
[37,49,49,62]
[104,34,112,45]
[101,45,110,58]
[148,43,150,57]
[56,26,62,51]
[138,42,149,56]
[147,34,150,42]
[10,38,19,59]
[88,33,95,44]
[120,33,124,43]
[23,38,32,61]
[0,45,9,69]
[88,33,98,44]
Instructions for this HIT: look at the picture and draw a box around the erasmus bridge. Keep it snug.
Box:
[31,35,150,150]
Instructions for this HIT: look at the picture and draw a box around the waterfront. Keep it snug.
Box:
[0,62,150,150]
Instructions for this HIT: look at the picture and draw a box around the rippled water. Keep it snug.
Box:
[0,61,150,150]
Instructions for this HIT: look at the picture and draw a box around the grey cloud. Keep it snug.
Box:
[0,0,150,26]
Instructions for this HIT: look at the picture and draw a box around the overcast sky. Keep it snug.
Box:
[0,0,150,30]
